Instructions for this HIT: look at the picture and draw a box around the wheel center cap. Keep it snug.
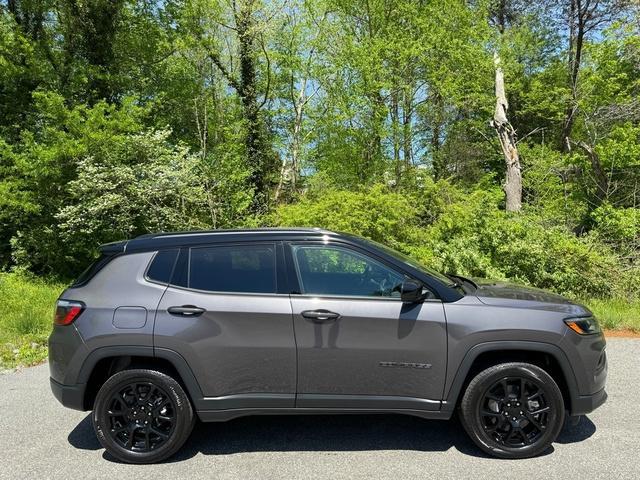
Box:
[129,409,145,421]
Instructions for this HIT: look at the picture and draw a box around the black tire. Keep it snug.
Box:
[92,369,195,464]
[459,362,565,459]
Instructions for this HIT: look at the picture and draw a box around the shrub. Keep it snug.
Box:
[273,182,637,299]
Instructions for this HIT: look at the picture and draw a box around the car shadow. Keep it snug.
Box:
[68,412,596,463]
[556,415,597,444]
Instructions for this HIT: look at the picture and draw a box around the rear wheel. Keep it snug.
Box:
[459,362,565,458]
[92,369,195,464]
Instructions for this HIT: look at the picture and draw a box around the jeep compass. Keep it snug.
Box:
[48,228,607,463]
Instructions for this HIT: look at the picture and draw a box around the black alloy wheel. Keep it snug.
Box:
[93,369,195,464]
[459,362,565,459]
[479,376,550,447]
[105,382,176,452]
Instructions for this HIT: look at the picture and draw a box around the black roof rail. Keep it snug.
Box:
[98,227,338,253]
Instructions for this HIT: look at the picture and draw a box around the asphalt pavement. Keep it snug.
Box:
[1,338,639,480]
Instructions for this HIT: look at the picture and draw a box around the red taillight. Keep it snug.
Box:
[54,300,85,326]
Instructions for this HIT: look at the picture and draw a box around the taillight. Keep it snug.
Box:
[54,300,85,326]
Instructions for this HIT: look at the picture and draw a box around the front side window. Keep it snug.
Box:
[189,244,276,293]
[292,245,405,298]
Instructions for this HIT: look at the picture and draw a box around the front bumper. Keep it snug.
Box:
[571,387,607,416]
[50,377,86,411]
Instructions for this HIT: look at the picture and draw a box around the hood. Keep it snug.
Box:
[471,279,591,316]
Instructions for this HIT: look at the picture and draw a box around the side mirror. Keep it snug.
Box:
[400,280,424,303]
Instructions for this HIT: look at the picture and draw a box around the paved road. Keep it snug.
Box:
[1,338,639,480]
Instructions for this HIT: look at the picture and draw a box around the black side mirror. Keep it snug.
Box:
[400,280,424,303]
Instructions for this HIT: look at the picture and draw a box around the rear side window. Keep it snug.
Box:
[189,244,276,293]
[146,249,179,284]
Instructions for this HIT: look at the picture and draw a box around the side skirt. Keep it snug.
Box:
[197,407,453,423]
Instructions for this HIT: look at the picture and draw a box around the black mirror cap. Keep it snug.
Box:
[400,280,424,303]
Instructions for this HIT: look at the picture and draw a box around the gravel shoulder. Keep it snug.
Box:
[1,338,638,480]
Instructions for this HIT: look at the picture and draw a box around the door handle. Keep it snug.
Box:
[301,309,341,322]
[167,305,206,316]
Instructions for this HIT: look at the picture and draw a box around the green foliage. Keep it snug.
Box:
[1,1,640,367]
[0,273,64,369]
[1,92,253,275]
[274,184,418,251]
[0,0,639,304]
[52,129,210,271]
[591,203,640,259]
[585,298,640,333]
[274,182,639,299]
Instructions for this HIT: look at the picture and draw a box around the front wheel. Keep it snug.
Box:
[459,362,565,459]
[92,369,195,464]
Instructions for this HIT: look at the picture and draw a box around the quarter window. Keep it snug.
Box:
[189,244,276,293]
[146,249,179,284]
[291,245,405,298]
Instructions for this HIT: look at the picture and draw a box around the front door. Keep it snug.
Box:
[287,243,447,410]
[154,242,296,409]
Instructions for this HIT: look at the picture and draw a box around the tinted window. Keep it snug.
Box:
[189,244,276,293]
[292,245,404,297]
[146,249,179,284]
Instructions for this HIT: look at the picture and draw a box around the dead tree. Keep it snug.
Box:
[490,52,522,212]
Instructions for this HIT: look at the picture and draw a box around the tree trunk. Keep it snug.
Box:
[573,139,609,202]
[275,83,304,202]
[402,86,412,169]
[391,88,401,185]
[235,0,269,212]
[561,0,585,150]
[491,52,522,212]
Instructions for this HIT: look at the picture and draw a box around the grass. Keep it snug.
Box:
[0,272,638,369]
[0,272,65,369]
[584,298,640,333]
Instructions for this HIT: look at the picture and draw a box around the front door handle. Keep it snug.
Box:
[301,309,341,322]
[167,305,206,317]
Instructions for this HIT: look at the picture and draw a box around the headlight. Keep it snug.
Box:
[564,316,601,335]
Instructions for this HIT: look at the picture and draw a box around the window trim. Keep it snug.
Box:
[173,241,279,295]
[286,241,429,300]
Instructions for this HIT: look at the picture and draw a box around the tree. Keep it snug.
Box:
[202,0,277,212]
[491,52,522,212]
[559,0,630,149]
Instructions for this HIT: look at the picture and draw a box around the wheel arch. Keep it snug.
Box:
[442,341,580,414]
[78,346,204,411]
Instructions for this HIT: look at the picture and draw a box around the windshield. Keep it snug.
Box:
[360,238,454,286]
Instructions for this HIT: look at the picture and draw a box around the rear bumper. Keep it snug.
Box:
[571,387,607,416]
[50,377,86,411]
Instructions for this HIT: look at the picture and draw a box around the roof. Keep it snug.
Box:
[99,227,339,254]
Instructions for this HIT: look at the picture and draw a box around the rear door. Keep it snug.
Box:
[286,242,447,410]
[154,242,296,408]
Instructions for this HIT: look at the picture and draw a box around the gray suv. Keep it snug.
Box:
[49,228,607,463]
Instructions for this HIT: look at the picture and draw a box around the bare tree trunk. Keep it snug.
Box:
[490,52,522,212]
[572,139,609,202]
[275,86,304,202]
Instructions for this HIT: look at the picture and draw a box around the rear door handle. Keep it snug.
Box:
[167,305,206,317]
[301,309,341,322]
